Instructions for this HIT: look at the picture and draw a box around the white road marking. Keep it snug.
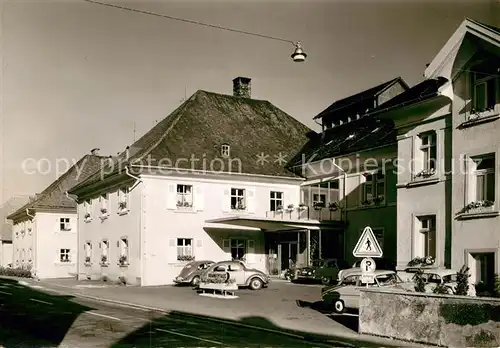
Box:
[29,298,53,305]
[0,291,12,296]
[84,311,122,321]
[155,328,223,345]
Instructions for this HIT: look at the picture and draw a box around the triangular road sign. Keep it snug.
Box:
[353,226,383,258]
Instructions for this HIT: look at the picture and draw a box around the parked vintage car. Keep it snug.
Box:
[200,260,270,290]
[173,260,215,286]
[322,270,406,314]
[402,268,476,296]
[295,259,350,285]
[397,265,438,282]
[337,258,397,282]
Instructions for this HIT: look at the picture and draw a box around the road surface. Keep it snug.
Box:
[0,278,347,347]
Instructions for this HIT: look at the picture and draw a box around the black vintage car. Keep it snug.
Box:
[294,259,350,285]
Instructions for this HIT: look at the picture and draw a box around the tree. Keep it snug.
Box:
[454,265,470,296]
[414,270,426,292]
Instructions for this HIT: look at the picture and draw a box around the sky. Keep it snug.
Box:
[0,0,498,204]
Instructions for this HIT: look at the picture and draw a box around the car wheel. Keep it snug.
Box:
[191,276,200,287]
[333,300,345,314]
[321,276,332,285]
[249,277,263,290]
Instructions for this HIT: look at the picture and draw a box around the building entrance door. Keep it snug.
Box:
[280,242,298,271]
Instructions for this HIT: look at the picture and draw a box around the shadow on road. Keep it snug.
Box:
[111,310,349,347]
[296,300,360,333]
[0,278,93,346]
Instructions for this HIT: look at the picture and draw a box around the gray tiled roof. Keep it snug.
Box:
[7,155,105,220]
[69,90,311,194]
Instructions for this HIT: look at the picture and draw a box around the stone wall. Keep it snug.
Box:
[359,288,500,347]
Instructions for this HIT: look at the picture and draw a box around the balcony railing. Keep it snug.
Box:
[265,205,341,221]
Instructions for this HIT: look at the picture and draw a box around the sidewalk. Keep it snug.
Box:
[10,277,428,347]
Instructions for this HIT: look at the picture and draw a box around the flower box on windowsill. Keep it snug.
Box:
[458,110,500,129]
[456,201,499,220]
[177,255,195,262]
[406,177,440,188]
[99,213,109,221]
[118,255,129,267]
[117,209,130,216]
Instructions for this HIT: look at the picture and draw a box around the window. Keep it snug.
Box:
[231,188,246,210]
[101,240,109,257]
[231,239,246,260]
[312,194,326,207]
[221,144,230,157]
[214,265,227,272]
[120,238,129,258]
[60,249,70,263]
[418,216,436,259]
[85,242,92,258]
[362,171,385,203]
[176,184,193,208]
[117,188,129,210]
[228,263,242,272]
[470,252,495,287]
[84,200,92,214]
[100,194,109,214]
[177,238,193,258]
[60,218,71,231]
[419,132,437,172]
[473,155,495,202]
[473,73,498,112]
[270,191,283,211]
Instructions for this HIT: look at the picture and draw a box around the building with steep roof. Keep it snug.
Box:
[0,195,31,267]
[286,77,408,266]
[7,153,105,278]
[69,77,326,286]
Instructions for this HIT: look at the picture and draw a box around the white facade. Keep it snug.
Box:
[12,211,77,278]
[77,171,304,286]
[0,242,13,267]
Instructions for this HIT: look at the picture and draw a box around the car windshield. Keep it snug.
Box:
[342,275,359,285]
[376,273,400,286]
[442,274,458,283]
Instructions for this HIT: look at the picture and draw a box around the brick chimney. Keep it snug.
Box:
[233,77,251,98]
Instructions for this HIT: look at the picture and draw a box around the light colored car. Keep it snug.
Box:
[200,260,270,290]
[173,260,215,286]
[397,265,439,282]
[322,270,406,314]
[406,268,476,296]
[338,258,396,282]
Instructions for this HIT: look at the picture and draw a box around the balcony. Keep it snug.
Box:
[265,205,341,221]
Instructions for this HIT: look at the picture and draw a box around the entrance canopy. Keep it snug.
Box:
[205,215,343,232]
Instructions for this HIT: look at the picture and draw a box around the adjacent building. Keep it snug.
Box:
[287,77,409,265]
[7,153,104,278]
[0,195,30,267]
[68,77,344,286]
[424,19,500,287]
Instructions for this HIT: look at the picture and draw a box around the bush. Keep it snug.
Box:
[414,270,426,292]
[433,283,451,294]
[493,274,500,298]
[0,266,32,278]
[454,265,470,296]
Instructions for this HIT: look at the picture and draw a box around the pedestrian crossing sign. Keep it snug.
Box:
[352,226,383,258]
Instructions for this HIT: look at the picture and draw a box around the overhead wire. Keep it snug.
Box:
[81,0,296,45]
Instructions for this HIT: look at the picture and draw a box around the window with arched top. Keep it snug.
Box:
[221,144,230,157]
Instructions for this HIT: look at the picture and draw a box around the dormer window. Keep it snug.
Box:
[221,144,230,157]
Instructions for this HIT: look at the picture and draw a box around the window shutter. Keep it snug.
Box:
[196,239,203,248]
[55,218,60,233]
[169,238,177,262]
[246,239,255,264]
[222,239,230,257]
[166,183,177,210]
[194,184,204,211]
[55,248,60,263]
[246,187,256,214]
[222,187,231,212]
[70,249,76,263]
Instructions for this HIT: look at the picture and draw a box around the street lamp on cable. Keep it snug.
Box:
[82,0,307,62]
